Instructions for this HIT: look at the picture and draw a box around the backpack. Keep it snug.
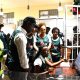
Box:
[5,30,23,71]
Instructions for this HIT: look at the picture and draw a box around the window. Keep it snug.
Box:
[65,5,80,61]
[4,12,14,24]
[39,9,58,18]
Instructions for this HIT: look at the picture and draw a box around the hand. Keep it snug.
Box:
[29,45,33,49]
[48,67,54,75]
[51,44,54,48]
[40,42,44,46]
[43,46,48,50]
[61,58,64,62]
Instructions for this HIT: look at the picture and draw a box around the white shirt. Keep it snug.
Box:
[52,37,63,45]
[14,26,29,69]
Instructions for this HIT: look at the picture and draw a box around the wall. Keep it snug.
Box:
[3,3,73,24]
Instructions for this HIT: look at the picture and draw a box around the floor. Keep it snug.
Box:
[47,62,78,80]
[0,61,79,80]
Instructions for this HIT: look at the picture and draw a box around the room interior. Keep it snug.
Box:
[0,0,80,79]
[0,0,73,23]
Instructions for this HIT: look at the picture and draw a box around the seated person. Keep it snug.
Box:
[50,27,63,62]
[34,50,64,73]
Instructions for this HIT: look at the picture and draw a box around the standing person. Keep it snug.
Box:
[33,23,51,73]
[0,24,8,53]
[46,27,51,35]
[46,27,51,38]
[50,27,63,62]
[0,14,8,52]
[0,15,9,78]
[5,16,38,80]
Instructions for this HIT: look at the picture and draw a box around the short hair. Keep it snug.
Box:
[52,27,60,35]
[38,23,46,30]
[0,24,4,27]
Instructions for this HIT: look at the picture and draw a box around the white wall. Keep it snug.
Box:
[36,17,64,36]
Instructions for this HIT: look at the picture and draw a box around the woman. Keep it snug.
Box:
[50,27,63,62]
[33,22,51,73]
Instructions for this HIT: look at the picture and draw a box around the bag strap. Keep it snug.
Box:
[12,30,22,38]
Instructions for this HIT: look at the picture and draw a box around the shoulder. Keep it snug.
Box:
[14,31,27,43]
[0,31,5,35]
[52,37,59,41]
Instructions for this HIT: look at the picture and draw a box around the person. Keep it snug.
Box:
[5,16,38,80]
[70,26,79,60]
[33,24,64,72]
[0,15,9,78]
[0,15,8,53]
[0,25,8,53]
[26,23,38,72]
[50,27,63,62]
[33,22,52,73]
[46,27,51,38]
[46,27,50,35]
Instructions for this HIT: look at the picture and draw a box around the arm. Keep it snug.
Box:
[47,42,51,50]
[60,38,64,57]
[43,35,51,50]
[33,36,39,52]
[47,35,51,50]
[45,57,64,67]
[33,42,39,52]
[14,33,29,69]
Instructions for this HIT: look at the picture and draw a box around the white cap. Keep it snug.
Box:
[34,58,42,67]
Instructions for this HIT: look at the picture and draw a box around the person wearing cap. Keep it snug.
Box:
[5,16,38,80]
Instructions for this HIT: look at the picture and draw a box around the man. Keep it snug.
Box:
[5,16,38,80]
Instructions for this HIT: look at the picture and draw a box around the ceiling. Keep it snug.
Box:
[0,0,73,9]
